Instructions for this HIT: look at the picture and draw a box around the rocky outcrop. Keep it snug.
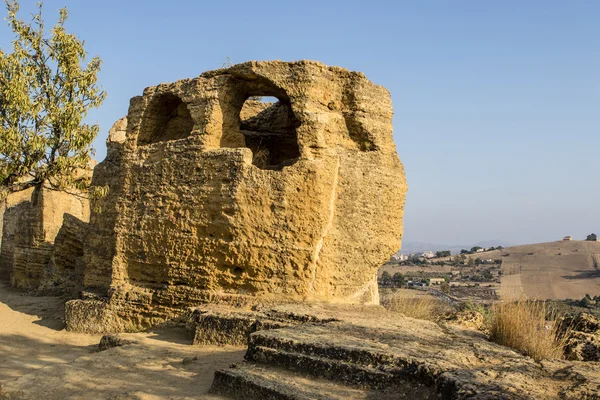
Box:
[203,303,600,399]
[68,60,407,332]
[560,313,600,362]
[453,309,487,332]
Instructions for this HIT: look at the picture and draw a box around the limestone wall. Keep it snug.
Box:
[73,61,407,331]
[83,118,127,292]
[39,213,88,295]
[0,187,36,283]
[0,186,89,289]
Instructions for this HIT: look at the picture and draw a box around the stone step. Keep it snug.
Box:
[210,362,433,400]
[187,306,296,346]
[245,324,443,390]
[248,345,400,389]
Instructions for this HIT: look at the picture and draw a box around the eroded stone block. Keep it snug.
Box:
[71,60,408,332]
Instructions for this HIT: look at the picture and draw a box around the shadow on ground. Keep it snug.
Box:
[0,281,67,330]
[0,333,97,382]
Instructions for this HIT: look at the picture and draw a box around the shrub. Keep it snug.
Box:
[440,282,450,295]
[488,299,569,361]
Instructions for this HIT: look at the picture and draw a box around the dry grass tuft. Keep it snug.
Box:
[252,147,269,168]
[489,299,569,361]
[382,292,448,321]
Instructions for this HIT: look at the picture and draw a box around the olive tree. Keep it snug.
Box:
[0,0,105,198]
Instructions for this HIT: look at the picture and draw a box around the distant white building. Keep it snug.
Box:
[563,236,573,241]
[390,253,408,261]
[429,278,446,285]
[475,248,484,253]
[418,251,435,259]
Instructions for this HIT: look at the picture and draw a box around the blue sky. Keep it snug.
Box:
[2,1,599,246]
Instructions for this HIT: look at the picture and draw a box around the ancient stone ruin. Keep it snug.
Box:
[64,60,407,332]
[3,62,600,400]
[0,185,89,291]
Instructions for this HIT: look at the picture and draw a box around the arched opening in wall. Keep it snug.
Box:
[138,93,194,145]
[239,95,300,170]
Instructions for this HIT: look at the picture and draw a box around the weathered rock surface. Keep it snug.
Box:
[564,331,600,362]
[0,186,89,289]
[37,213,88,296]
[68,60,407,332]
[0,187,36,283]
[186,305,297,346]
[206,304,600,399]
[97,334,138,351]
[560,313,600,362]
[452,309,487,332]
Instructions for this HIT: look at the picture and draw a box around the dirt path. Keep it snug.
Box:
[0,282,245,399]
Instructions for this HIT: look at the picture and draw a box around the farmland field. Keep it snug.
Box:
[499,241,600,300]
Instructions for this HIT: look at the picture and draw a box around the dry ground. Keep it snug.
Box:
[499,240,600,300]
[0,282,245,399]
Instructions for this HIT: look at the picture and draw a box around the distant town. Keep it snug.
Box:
[380,233,600,302]
[390,245,505,263]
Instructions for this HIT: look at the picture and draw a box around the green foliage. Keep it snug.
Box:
[471,246,482,253]
[586,233,597,241]
[379,271,407,288]
[392,272,405,287]
[407,254,427,265]
[0,0,105,197]
[482,270,494,281]
[88,184,109,212]
[456,301,488,314]
[380,271,392,286]
[435,250,451,258]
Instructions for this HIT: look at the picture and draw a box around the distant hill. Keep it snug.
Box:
[400,240,512,255]
[496,240,600,300]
